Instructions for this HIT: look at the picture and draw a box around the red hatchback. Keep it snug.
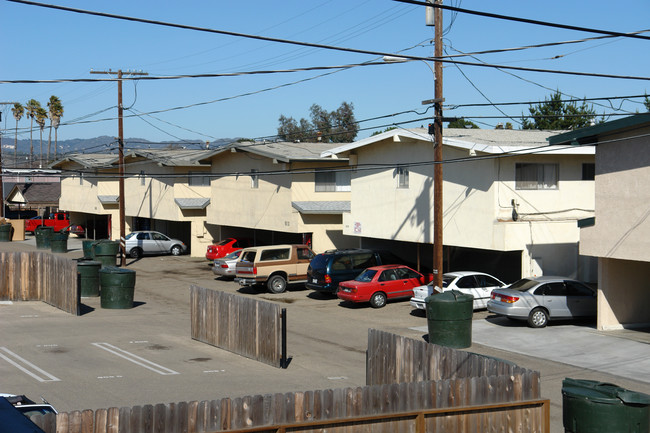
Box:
[205,238,250,261]
[337,265,429,308]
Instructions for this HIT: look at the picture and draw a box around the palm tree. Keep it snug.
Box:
[25,99,41,168]
[11,103,24,168]
[47,96,63,162]
[35,107,47,168]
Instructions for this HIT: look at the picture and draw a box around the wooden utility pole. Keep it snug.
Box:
[89,69,147,266]
[432,0,444,288]
[0,102,18,219]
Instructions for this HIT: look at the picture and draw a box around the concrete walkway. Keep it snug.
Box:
[412,316,650,384]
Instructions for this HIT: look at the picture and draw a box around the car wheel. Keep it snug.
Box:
[267,275,287,294]
[528,307,549,328]
[130,248,143,259]
[369,292,387,309]
[171,245,182,256]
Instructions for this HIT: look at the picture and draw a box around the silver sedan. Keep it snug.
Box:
[124,231,188,259]
[212,250,243,278]
[487,276,596,328]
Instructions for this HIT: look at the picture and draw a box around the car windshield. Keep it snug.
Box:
[429,276,453,288]
[125,233,136,240]
[217,239,232,246]
[508,278,539,292]
[309,254,329,270]
[225,250,241,259]
[354,269,377,282]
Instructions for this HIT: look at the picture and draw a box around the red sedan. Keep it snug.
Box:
[337,265,429,308]
[205,238,250,261]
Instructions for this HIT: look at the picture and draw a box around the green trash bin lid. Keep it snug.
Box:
[562,378,650,405]
[99,266,135,275]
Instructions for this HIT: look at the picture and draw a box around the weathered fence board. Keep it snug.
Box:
[366,328,539,395]
[0,251,79,315]
[190,285,284,368]
[31,385,548,433]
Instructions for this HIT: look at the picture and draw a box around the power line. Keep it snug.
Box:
[5,1,650,84]
[393,0,650,41]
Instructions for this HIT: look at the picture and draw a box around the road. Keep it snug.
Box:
[1,237,649,433]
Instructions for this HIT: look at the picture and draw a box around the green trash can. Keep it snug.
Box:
[77,260,101,297]
[426,290,474,349]
[93,240,120,267]
[35,226,54,250]
[0,223,12,242]
[82,240,95,259]
[99,266,136,309]
[50,231,69,253]
[563,378,650,433]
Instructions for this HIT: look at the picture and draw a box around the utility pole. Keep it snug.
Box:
[89,69,148,266]
[429,0,444,288]
[0,102,18,219]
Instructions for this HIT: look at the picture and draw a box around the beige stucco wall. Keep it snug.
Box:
[597,257,650,330]
[124,160,211,257]
[57,165,123,240]
[207,152,351,252]
[580,126,650,262]
[342,135,595,279]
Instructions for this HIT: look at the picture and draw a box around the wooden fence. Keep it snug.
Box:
[0,251,79,315]
[190,285,286,368]
[366,329,539,394]
[30,381,549,433]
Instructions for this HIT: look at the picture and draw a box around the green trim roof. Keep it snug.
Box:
[549,113,650,146]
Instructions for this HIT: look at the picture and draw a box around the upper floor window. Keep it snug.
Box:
[582,163,595,181]
[396,166,409,189]
[315,169,351,192]
[251,169,259,189]
[515,163,558,190]
[188,171,210,187]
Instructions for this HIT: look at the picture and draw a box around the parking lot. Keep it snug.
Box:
[1,236,649,432]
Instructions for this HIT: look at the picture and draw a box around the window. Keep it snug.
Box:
[251,170,259,189]
[140,170,145,186]
[315,169,351,192]
[188,171,210,187]
[456,276,478,289]
[297,248,314,260]
[515,163,558,190]
[136,232,150,240]
[397,166,409,189]
[582,163,595,181]
[260,248,290,261]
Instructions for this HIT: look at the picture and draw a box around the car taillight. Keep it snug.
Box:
[253,267,257,275]
[324,274,331,284]
[492,293,519,303]
[220,264,228,269]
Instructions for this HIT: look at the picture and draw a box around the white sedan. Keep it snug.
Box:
[410,271,506,311]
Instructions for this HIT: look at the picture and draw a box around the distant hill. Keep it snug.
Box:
[2,136,237,156]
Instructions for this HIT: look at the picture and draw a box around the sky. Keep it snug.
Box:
[1,0,649,150]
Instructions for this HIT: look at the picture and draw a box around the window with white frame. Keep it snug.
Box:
[251,169,259,189]
[515,163,558,190]
[188,171,210,187]
[396,166,409,189]
[315,169,351,192]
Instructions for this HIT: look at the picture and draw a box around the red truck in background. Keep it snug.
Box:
[24,212,85,236]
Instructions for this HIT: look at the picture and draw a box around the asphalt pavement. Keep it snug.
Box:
[1,235,649,433]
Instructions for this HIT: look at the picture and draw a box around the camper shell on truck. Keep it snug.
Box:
[235,244,315,293]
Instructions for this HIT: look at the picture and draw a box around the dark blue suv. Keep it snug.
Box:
[306,249,408,294]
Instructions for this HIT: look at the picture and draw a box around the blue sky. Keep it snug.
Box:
[2,0,649,147]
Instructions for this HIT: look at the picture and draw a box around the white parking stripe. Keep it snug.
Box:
[0,347,61,382]
[92,343,180,375]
